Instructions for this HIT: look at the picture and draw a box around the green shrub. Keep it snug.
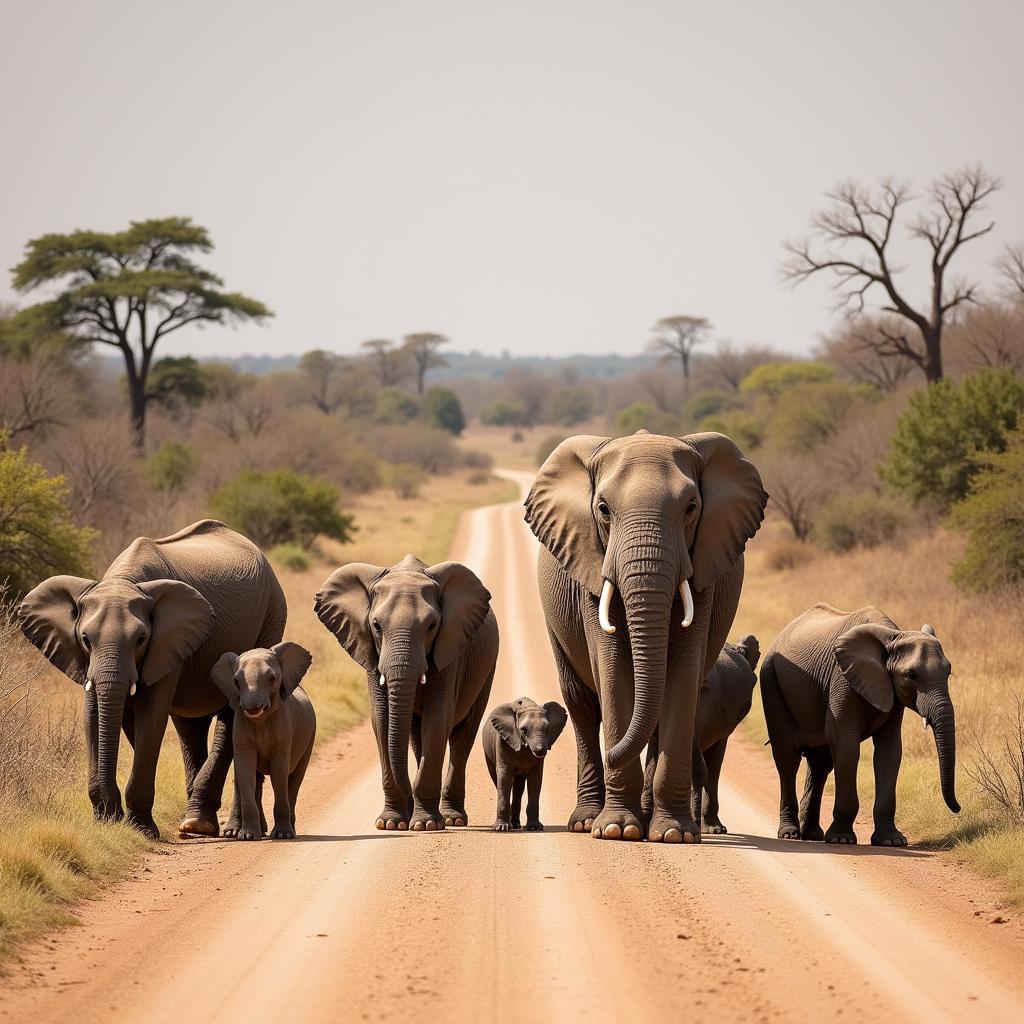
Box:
[535,432,568,467]
[145,441,199,492]
[374,387,420,424]
[950,430,1024,591]
[209,469,354,549]
[0,437,95,598]
[479,399,527,426]
[548,387,594,426]
[813,491,907,553]
[684,388,732,423]
[423,387,465,435]
[882,369,1024,512]
[613,402,681,436]
[740,361,835,399]
[268,543,311,572]
[698,410,763,451]
[386,462,426,499]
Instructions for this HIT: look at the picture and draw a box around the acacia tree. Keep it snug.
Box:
[783,166,1001,382]
[647,315,711,397]
[11,217,271,445]
[402,332,449,394]
[298,349,348,414]
[360,338,409,387]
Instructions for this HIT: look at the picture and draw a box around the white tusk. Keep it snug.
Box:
[85,679,93,692]
[599,579,616,635]
[680,579,694,628]
[419,674,426,686]
[379,673,386,688]
[129,682,137,696]
[923,715,929,731]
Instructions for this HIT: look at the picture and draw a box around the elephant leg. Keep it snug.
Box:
[442,675,492,827]
[700,738,728,834]
[256,774,268,835]
[798,746,832,841]
[288,746,312,833]
[181,708,233,836]
[83,684,108,818]
[524,762,545,831]
[493,761,515,831]
[642,728,659,820]
[761,656,802,840]
[870,713,907,847]
[123,680,176,839]
[232,751,262,841]
[510,775,526,829]
[411,686,449,831]
[550,631,604,833]
[367,671,411,830]
[171,713,209,802]
[826,732,861,845]
[269,753,295,839]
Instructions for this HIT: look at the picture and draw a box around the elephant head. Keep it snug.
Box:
[314,554,490,797]
[18,575,214,814]
[526,431,766,769]
[835,622,959,813]
[211,643,312,721]
[490,698,568,758]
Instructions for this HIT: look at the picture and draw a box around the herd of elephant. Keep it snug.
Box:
[16,430,959,846]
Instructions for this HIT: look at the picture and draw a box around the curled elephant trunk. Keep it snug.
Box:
[921,689,959,814]
[385,678,417,798]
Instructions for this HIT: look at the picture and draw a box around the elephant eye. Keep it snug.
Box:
[597,500,611,519]
[81,632,91,650]
[373,620,382,635]
[905,668,918,681]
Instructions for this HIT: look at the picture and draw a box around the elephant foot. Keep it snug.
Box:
[375,806,410,831]
[778,822,801,840]
[234,826,261,841]
[592,807,644,841]
[178,809,220,837]
[493,820,513,832]
[270,825,296,840]
[568,802,603,834]
[441,804,468,828]
[524,821,545,832]
[648,810,699,844]
[701,819,728,835]
[800,825,825,842]
[93,800,124,824]
[410,817,445,832]
[126,811,160,840]
[825,826,858,845]
[871,828,907,847]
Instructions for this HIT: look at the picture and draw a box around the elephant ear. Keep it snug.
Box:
[524,435,610,597]
[682,432,768,594]
[18,575,98,685]
[273,642,312,697]
[138,580,215,687]
[834,623,900,713]
[490,703,521,751]
[738,634,761,672]
[427,561,491,671]
[211,652,240,708]
[313,563,386,673]
[544,701,568,747]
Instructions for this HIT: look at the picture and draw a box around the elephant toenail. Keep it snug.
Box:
[573,822,584,833]
[623,824,642,841]
[385,820,396,831]
[398,821,407,831]
[604,823,622,840]
[664,828,683,844]
[592,827,602,838]
[376,820,385,830]
[682,831,696,844]
[425,821,436,831]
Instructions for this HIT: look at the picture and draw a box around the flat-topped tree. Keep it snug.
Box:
[10,217,271,445]
[647,315,711,399]
[402,332,449,394]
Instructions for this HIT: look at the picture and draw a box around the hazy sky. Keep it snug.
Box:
[2,0,1023,359]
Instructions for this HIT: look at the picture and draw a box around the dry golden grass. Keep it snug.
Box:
[458,425,539,470]
[0,470,517,961]
[741,520,1024,901]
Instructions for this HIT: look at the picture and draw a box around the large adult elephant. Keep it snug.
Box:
[526,430,767,843]
[19,520,286,838]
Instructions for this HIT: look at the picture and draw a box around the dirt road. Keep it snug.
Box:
[3,471,1023,1022]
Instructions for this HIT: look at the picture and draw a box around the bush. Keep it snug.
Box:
[613,402,681,436]
[548,387,594,426]
[684,388,732,423]
[372,425,460,475]
[268,543,311,572]
[950,429,1024,591]
[813,491,907,553]
[466,470,490,485]
[740,361,835,399]
[374,387,420,425]
[209,469,355,549]
[479,399,527,426]
[386,463,426,499]
[145,441,199,492]
[535,432,568,467]
[423,387,465,435]
[698,410,763,451]
[882,368,1024,511]
[0,438,95,598]
[461,449,494,471]
[764,540,815,572]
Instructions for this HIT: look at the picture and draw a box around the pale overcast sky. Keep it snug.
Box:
[2,0,1022,359]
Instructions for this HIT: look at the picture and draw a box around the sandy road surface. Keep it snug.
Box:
[2,470,1023,1022]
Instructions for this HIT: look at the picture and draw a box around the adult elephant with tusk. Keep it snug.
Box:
[526,430,767,843]
[314,554,498,832]
[18,521,287,839]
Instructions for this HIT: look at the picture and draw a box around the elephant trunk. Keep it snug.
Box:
[921,689,960,814]
[91,646,136,817]
[605,521,676,770]
[386,679,417,798]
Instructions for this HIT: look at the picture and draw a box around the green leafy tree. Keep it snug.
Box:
[145,356,209,412]
[0,436,95,598]
[950,430,1024,591]
[10,218,271,445]
[766,381,875,454]
[740,361,835,399]
[297,349,347,414]
[423,386,465,435]
[479,399,527,427]
[548,386,594,426]
[145,441,199,492]
[209,469,355,550]
[881,369,1024,510]
[374,387,421,424]
[613,402,680,436]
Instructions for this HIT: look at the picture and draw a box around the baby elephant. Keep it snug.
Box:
[483,697,567,831]
[694,634,760,834]
[212,643,316,841]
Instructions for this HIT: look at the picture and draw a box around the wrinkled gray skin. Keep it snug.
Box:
[527,431,767,843]
[18,521,286,839]
[211,643,316,841]
[315,554,498,832]
[761,604,959,846]
[482,697,568,831]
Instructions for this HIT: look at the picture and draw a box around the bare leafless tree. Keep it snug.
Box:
[758,452,825,541]
[998,243,1024,298]
[402,332,449,394]
[818,317,917,391]
[297,349,348,414]
[647,315,711,396]
[697,341,784,393]
[945,303,1024,376]
[0,350,75,440]
[361,338,410,388]
[783,166,1001,382]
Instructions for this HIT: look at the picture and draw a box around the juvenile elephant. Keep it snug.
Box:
[315,554,497,832]
[527,430,767,843]
[761,604,959,846]
[19,520,286,838]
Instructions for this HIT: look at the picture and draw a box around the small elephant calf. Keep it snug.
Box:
[482,697,567,831]
[212,642,316,841]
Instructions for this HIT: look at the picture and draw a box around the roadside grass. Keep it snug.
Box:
[740,521,1024,904]
[0,470,516,962]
